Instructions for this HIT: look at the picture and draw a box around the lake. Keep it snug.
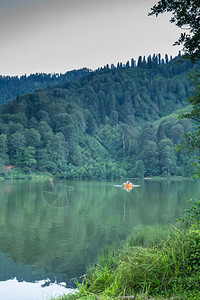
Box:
[0,178,199,298]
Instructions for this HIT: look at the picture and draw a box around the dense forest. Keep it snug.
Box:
[0,68,91,104]
[0,54,199,179]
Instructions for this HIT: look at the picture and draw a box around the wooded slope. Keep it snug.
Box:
[0,56,198,178]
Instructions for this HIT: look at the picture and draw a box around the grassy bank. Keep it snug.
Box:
[54,200,200,300]
[0,168,53,180]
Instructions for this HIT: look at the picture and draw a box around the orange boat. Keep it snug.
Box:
[123,181,133,191]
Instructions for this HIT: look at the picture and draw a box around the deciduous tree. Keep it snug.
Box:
[149,0,200,61]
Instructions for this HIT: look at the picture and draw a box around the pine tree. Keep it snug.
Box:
[137,56,142,67]
[131,58,135,68]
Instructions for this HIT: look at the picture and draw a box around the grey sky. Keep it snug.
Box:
[0,0,184,76]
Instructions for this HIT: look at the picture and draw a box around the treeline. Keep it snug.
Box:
[99,52,179,70]
[0,68,91,104]
[0,52,188,105]
[0,55,199,179]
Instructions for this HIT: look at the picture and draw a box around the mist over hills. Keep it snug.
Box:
[0,54,199,179]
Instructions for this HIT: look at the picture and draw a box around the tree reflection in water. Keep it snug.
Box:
[42,180,77,208]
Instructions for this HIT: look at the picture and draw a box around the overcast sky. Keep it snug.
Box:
[0,0,184,76]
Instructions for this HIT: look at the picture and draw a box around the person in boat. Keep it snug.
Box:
[123,180,132,186]
[123,181,133,191]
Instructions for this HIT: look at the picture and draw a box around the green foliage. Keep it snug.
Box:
[23,146,37,172]
[0,134,8,165]
[150,1,200,178]
[177,72,200,177]
[0,68,91,104]
[149,0,200,62]
[0,57,198,178]
[59,225,200,300]
[178,199,200,224]
[126,225,175,248]
[140,141,159,176]
[133,160,146,178]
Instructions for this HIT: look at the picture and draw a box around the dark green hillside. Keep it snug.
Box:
[0,56,199,179]
[0,68,91,104]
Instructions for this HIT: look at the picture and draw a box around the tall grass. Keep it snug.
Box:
[56,223,199,300]
[126,224,174,247]
[55,200,200,300]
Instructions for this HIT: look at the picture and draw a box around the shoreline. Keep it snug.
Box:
[0,172,196,181]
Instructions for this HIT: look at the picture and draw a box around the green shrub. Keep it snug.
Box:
[178,199,200,224]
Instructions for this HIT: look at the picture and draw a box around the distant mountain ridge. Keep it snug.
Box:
[0,53,186,105]
[0,68,91,104]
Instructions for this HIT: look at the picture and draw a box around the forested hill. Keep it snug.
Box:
[0,68,91,104]
[0,55,199,179]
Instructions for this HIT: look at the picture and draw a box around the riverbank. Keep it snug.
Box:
[0,169,195,182]
[54,201,200,300]
[0,169,53,181]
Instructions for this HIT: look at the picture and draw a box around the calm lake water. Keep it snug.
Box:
[0,178,199,287]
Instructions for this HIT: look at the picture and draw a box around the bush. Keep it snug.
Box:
[178,199,200,224]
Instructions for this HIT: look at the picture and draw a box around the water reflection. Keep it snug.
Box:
[0,179,199,284]
[0,277,74,300]
[42,180,77,208]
